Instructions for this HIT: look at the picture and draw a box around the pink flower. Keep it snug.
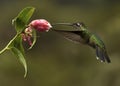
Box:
[21,33,32,46]
[21,27,33,46]
[21,19,52,46]
[29,19,52,32]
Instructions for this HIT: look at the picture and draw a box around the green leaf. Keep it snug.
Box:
[10,35,27,77]
[11,47,27,77]
[13,7,35,33]
[10,35,24,54]
[29,29,37,49]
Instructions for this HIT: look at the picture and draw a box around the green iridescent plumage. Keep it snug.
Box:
[52,22,111,63]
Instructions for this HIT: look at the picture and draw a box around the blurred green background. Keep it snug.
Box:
[0,0,120,86]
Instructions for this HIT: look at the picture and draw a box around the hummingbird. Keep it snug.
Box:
[52,22,111,63]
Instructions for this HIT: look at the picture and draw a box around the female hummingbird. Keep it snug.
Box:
[52,22,111,63]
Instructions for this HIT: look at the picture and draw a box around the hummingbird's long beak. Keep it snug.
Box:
[52,22,83,30]
[52,22,82,27]
[52,23,73,26]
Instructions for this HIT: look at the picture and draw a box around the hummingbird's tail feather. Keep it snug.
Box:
[96,46,111,63]
[103,51,111,63]
[96,46,105,62]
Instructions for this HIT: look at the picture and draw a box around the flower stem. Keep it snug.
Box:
[0,33,20,54]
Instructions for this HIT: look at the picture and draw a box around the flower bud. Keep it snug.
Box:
[25,27,33,36]
[29,19,52,32]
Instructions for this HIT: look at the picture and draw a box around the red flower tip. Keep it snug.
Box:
[29,19,52,32]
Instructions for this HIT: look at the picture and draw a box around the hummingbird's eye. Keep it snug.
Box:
[76,23,81,26]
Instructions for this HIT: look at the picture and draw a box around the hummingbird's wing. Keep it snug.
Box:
[52,29,86,44]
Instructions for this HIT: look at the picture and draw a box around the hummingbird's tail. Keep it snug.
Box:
[96,46,111,63]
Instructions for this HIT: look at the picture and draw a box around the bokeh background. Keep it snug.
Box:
[0,0,120,86]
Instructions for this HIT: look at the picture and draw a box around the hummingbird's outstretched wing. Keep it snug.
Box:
[52,29,86,44]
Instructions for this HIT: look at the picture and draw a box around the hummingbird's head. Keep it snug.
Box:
[71,22,87,31]
[72,22,86,27]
